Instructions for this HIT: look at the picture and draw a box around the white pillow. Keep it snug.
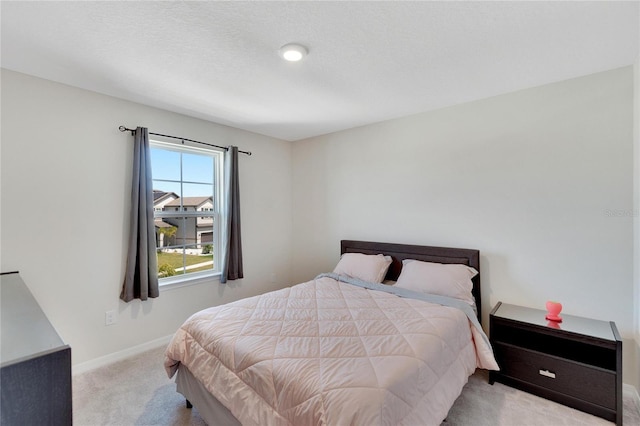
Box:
[333,253,392,283]
[395,259,477,304]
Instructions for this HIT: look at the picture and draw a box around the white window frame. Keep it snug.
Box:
[150,140,225,288]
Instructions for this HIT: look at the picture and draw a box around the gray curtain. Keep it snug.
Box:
[121,127,159,301]
[220,146,243,283]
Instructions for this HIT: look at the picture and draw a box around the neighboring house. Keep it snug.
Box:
[154,220,175,248]
[153,190,178,211]
[154,193,214,250]
[153,190,180,248]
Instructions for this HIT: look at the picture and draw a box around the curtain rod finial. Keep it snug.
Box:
[119,125,135,135]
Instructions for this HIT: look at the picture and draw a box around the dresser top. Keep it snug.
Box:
[491,302,617,342]
[1,272,66,366]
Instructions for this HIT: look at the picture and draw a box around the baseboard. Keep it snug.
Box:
[624,383,640,414]
[72,334,174,376]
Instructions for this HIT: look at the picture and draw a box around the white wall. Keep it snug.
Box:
[0,69,293,366]
[292,66,636,385]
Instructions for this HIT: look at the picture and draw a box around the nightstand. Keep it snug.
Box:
[489,301,622,425]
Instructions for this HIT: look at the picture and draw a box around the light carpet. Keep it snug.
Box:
[73,345,640,425]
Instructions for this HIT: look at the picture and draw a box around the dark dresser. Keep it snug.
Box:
[489,301,622,425]
[0,272,72,425]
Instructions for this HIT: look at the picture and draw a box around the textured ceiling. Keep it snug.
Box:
[1,1,638,141]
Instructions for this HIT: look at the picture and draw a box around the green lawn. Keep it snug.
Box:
[157,252,213,268]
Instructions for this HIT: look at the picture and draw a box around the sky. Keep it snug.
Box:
[150,146,216,198]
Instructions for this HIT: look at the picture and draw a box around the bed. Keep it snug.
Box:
[164,240,498,425]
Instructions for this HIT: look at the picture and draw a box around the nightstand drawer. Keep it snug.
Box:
[494,342,615,409]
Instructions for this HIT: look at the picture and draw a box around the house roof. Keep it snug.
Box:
[154,219,174,229]
[165,197,213,208]
[154,190,178,203]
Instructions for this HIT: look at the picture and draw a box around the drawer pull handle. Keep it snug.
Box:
[539,369,556,379]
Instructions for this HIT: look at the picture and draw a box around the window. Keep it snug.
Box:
[150,141,224,284]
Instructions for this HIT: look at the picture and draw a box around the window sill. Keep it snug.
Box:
[159,271,221,292]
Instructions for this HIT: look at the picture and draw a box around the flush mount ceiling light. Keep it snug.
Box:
[279,43,308,62]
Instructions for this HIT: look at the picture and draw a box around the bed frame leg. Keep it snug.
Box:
[186,399,193,409]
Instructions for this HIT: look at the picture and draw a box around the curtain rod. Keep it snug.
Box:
[118,126,252,156]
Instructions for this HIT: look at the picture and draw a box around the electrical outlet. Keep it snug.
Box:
[105,310,117,326]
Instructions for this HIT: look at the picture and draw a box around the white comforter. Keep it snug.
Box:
[165,276,498,426]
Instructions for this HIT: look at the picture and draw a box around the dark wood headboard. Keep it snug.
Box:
[341,240,481,322]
